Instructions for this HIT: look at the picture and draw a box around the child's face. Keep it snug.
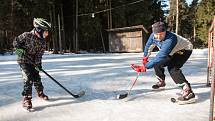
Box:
[43,30,49,39]
[154,31,166,41]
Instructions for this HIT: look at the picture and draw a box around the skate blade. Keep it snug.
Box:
[38,97,49,101]
[23,107,35,112]
[177,98,196,105]
[151,87,165,91]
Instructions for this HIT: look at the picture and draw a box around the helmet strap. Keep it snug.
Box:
[35,28,45,39]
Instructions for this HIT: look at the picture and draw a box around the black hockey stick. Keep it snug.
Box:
[39,68,85,98]
[117,72,140,99]
[24,55,85,98]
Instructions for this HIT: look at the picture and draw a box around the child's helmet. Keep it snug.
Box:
[33,18,51,30]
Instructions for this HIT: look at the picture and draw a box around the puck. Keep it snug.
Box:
[171,98,176,103]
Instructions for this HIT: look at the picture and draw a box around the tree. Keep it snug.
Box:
[196,0,215,47]
[0,0,54,53]
[186,0,198,46]
[0,0,166,53]
[167,0,189,35]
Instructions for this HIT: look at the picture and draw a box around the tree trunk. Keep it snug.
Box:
[58,14,62,54]
[175,0,179,34]
[52,4,58,54]
[48,5,53,51]
[60,4,65,53]
[75,0,78,53]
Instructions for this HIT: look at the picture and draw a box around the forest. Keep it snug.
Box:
[0,0,214,54]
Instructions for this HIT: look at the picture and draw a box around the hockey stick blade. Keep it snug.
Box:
[73,90,85,98]
[117,93,128,99]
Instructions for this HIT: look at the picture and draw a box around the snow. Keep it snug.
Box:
[0,49,210,121]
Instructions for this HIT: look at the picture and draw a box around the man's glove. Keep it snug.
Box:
[138,64,146,72]
[131,64,146,73]
[142,57,149,65]
[15,48,24,56]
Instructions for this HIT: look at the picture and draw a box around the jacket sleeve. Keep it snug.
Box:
[13,33,27,49]
[145,36,177,69]
[144,33,154,57]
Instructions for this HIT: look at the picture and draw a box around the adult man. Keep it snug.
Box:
[13,18,51,110]
[143,22,195,103]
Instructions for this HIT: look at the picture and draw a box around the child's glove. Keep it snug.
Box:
[15,48,24,57]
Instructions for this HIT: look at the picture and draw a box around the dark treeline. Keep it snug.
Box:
[0,0,214,54]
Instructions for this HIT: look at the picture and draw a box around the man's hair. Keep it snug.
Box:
[152,22,166,33]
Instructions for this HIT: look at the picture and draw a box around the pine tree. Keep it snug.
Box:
[167,0,188,35]
[196,0,215,47]
[186,0,199,47]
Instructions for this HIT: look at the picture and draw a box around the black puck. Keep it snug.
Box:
[171,98,176,103]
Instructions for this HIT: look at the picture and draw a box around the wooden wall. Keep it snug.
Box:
[108,25,148,52]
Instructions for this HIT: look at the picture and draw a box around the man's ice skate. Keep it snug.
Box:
[152,80,166,90]
[37,91,49,100]
[176,84,196,105]
[23,96,33,112]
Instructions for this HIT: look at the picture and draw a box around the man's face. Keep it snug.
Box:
[43,30,49,39]
[154,31,166,41]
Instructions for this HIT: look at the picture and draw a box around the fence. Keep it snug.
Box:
[208,16,215,121]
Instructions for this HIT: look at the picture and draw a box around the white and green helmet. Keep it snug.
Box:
[33,18,51,30]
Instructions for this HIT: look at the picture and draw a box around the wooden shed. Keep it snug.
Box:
[107,25,148,52]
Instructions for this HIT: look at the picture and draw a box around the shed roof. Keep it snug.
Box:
[107,25,148,33]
